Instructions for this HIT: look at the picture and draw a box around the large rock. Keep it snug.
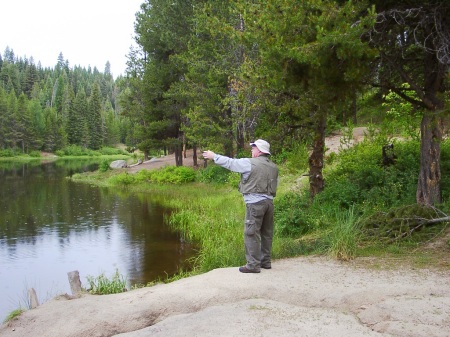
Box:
[110,160,128,169]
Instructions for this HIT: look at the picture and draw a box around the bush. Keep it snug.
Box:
[274,192,316,236]
[319,138,420,211]
[151,166,196,184]
[55,145,106,157]
[0,148,17,157]
[273,143,309,174]
[86,269,127,295]
[28,150,41,157]
[109,172,136,185]
[99,147,126,155]
[198,165,232,184]
[98,160,110,172]
[116,166,197,185]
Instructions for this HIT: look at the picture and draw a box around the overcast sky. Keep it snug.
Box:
[0,0,143,78]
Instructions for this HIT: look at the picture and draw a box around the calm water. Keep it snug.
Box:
[0,160,197,321]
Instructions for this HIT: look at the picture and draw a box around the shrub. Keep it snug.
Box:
[109,172,136,185]
[198,165,232,184]
[320,138,420,211]
[86,269,127,295]
[135,166,197,184]
[98,160,110,172]
[28,150,41,157]
[0,148,17,157]
[152,166,196,184]
[56,145,103,157]
[99,147,126,155]
[274,192,315,236]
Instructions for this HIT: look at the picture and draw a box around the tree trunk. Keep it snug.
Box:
[416,112,443,205]
[236,121,245,154]
[144,150,149,161]
[193,144,198,167]
[352,94,357,125]
[224,107,234,157]
[175,143,183,166]
[309,112,327,200]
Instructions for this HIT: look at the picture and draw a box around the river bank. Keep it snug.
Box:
[1,255,449,337]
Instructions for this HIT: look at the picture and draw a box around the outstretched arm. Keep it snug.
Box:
[202,151,251,173]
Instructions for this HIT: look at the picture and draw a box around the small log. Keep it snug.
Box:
[67,270,82,295]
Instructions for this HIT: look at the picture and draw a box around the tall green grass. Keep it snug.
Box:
[71,133,450,277]
[326,206,359,260]
[86,269,127,295]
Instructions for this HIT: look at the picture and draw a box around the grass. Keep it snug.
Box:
[86,269,128,295]
[326,206,359,261]
[69,133,450,280]
[3,309,24,323]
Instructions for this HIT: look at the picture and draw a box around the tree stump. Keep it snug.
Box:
[28,288,39,308]
[67,270,82,295]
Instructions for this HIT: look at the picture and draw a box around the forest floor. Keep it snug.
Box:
[2,127,448,337]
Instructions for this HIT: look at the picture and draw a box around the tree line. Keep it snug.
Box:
[121,0,448,206]
[0,48,132,153]
[1,1,448,207]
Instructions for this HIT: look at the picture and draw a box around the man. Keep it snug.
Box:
[203,139,279,273]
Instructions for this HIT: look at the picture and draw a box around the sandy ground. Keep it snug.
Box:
[1,256,449,337]
[2,128,449,336]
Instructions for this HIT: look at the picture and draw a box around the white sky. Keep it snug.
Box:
[0,0,143,78]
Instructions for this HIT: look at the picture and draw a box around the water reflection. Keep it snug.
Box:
[0,160,197,321]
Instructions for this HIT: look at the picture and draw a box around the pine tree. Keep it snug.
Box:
[88,82,103,149]
[0,86,7,148]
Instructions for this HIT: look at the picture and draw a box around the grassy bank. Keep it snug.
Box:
[0,145,132,161]
[71,134,450,279]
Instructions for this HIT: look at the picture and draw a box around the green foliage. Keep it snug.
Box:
[325,206,359,261]
[86,269,127,295]
[98,160,110,173]
[3,309,24,323]
[318,139,420,211]
[0,148,19,157]
[272,136,437,257]
[274,192,313,236]
[438,140,450,202]
[109,172,135,186]
[0,50,131,154]
[110,166,197,186]
[99,147,127,155]
[144,166,197,184]
[382,84,422,140]
[197,164,232,184]
[28,150,41,157]
[272,143,309,174]
[55,145,95,157]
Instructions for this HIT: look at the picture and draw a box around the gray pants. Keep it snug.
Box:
[244,199,274,271]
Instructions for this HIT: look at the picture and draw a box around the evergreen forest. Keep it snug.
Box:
[0,49,133,155]
[1,0,449,208]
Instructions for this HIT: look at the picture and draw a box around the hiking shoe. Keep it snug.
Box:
[261,265,272,269]
[239,266,260,273]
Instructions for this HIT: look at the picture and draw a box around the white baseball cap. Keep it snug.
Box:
[250,139,271,155]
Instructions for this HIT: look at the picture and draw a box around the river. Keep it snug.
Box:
[0,159,197,322]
